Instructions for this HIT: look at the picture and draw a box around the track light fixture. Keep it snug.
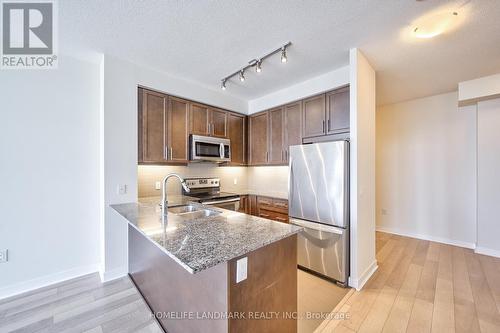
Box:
[255,60,262,73]
[281,47,288,63]
[220,42,291,90]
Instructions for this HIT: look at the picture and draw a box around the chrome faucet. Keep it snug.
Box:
[161,173,190,216]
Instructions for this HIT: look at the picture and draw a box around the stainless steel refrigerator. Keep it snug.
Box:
[288,140,349,286]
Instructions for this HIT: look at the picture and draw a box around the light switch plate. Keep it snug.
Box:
[155,181,161,190]
[117,184,128,195]
[236,257,247,283]
[0,249,8,263]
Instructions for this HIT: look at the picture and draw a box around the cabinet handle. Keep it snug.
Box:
[281,150,283,162]
[266,151,269,163]
[208,123,211,135]
[170,147,173,160]
[327,119,330,132]
[322,120,325,133]
[260,213,270,218]
[275,217,288,222]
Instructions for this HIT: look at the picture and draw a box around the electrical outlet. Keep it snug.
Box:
[381,209,388,215]
[117,184,128,195]
[233,178,238,185]
[155,181,161,190]
[0,249,8,263]
[236,257,247,283]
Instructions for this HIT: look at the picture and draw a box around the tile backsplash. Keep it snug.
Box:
[138,164,289,199]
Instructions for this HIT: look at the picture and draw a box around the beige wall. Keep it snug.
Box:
[138,164,290,199]
[246,166,289,199]
[138,164,248,197]
[376,91,477,248]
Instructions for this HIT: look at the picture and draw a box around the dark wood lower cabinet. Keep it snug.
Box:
[129,225,297,333]
[242,195,289,223]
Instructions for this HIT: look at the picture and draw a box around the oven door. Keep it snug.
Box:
[203,198,240,211]
[190,135,231,162]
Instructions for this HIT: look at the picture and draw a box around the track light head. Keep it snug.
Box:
[221,79,226,90]
[255,60,262,73]
[281,47,288,63]
[239,70,245,82]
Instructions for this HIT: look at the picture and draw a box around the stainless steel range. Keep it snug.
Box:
[183,177,240,211]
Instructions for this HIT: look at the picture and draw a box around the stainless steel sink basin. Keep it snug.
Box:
[168,204,221,219]
[168,204,199,214]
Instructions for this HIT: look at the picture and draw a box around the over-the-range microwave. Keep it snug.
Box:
[190,135,231,163]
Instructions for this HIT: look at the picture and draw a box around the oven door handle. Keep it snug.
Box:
[203,198,240,205]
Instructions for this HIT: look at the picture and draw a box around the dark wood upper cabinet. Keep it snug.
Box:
[226,112,246,165]
[190,104,227,138]
[249,112,269,165]
[284,102,302,162]
[269,107,285,164]
[168,97,189,163]
[326,87,350,135]
[210,109,227,138]
[138,88,168,163]
[190,103,209,136]
[302,94,326,139]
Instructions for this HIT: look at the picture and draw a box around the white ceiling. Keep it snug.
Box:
[60,0,500,106]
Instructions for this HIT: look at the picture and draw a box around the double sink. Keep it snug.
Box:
[168,204,221,219]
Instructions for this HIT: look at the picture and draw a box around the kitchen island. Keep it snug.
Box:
[111,197,301,333]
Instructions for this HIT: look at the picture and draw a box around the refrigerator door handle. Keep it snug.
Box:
[290,218,345,235]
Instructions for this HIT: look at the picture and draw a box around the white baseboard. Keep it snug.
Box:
[349,260,378,291]
[0,264,100,301]
[376,226,476,249]
[474,246,500,258]
[100,265,128,283]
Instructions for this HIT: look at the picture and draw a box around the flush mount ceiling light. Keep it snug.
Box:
[413,11,459,38]
[220,42,291,90]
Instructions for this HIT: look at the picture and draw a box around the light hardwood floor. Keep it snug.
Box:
[0,273,162,333]
[2,231,499,333]
[317,231,500,333]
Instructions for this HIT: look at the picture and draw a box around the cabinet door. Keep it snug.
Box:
[327,87,350,134]
[210,109,227,138]
[190,103,209,136]
[239,195,248,214]
[168,97,189,163]
[269,107,285,165]
[227,112,246,165]
[248,195,258,216]
[302,94,326,138]
[284,102,302,162]
[249,112,269,165]
[139,89,168,163]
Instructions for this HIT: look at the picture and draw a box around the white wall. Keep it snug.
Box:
[248,66,349,114]
[349,49,377,290]
[101,55,248,280]
[376,92,477,249]
[0,56,101,299]
[459,72,500,105]
[476,98,500,257]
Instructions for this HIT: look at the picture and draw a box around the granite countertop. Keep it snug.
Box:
[110,196,301,274]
